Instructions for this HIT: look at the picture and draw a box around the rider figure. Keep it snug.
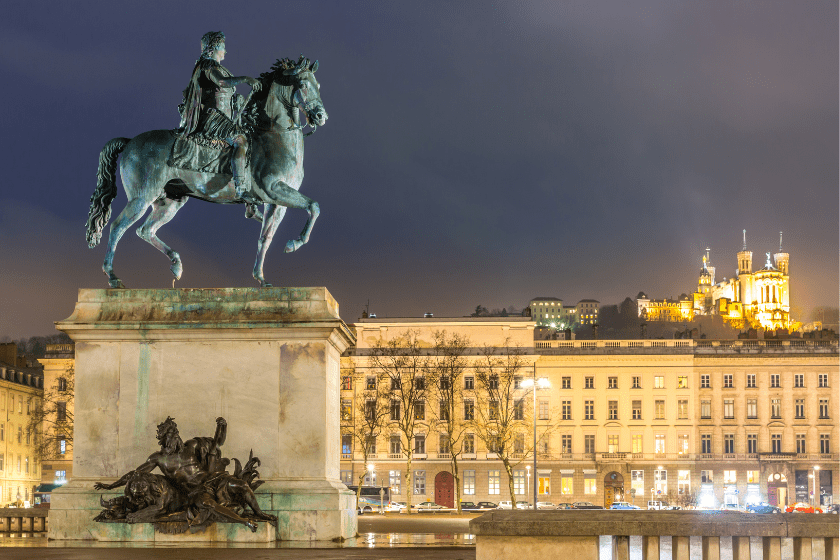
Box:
[179,31,261,199]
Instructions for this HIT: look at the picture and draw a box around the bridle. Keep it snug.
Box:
[288,78,320,137]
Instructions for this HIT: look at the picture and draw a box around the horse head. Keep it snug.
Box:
[283,56,327,128]
[254,56,327,134]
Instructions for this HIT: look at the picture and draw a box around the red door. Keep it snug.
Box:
[435,471,454,508]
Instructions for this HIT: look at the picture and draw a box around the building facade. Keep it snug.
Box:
[36,343,75,495]
[529,298,600,329]
[341,318,838,510]
[0,360,44,505]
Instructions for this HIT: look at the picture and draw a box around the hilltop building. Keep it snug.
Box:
[639,232,795,331]
[529,298,600,329]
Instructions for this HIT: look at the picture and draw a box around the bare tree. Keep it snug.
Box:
[369,330,435,514]
[470,342,553,504]
[345,368,391,506]
[426,331,470,512]
[28,362,74,460]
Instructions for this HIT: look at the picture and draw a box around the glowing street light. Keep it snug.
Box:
[522,371,550,511]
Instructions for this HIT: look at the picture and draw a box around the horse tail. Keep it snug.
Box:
[86,137,130,248]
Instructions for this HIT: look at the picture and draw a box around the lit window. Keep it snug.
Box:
[390,470,402,494]
[413,470,426,494]
[654,376,664,389]
[561,473,573,494]
[463,470,475,495]
[677,376,687,388]
[677,399,688,419]
[488,470,500,494]
[655,434,666,454]
[584,473,596,494]
[655,400,665,420]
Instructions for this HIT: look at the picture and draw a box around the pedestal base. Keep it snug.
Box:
[49,288,358,542]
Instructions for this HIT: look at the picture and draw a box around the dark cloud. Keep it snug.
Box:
[0,1,836,337]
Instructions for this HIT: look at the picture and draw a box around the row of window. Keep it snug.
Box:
[0,453,37,475]
[343,430,833,456]
[344,466,817,498]
[700,373,829,389]
[0,392,38,414]
[701,398,831,420]
[344,373,832,393]
[699,433,831,454]
[0,423,33,444]
[342,374,696,391]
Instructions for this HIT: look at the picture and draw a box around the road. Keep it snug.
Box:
[358,513,478,535]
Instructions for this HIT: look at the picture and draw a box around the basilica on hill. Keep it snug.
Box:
[638,231,796,331]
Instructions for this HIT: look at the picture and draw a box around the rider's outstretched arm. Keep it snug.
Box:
[208,68,261,91]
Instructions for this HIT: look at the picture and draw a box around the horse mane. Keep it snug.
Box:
[240,56,316,130]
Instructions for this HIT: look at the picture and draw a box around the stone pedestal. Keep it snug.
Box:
[49,287,357,542]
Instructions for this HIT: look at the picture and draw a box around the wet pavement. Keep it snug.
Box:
[0,513,478,558]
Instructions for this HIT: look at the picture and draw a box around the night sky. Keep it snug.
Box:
[1,1,837,338]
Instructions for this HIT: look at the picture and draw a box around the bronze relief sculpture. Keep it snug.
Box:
[85,31,328,288]
[94,417,277,533]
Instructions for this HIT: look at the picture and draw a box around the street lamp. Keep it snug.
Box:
[526,465,531,499]
[813,466,820,508]
[522,368,550,511]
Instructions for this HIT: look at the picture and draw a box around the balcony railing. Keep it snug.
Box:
[534,338,838,355]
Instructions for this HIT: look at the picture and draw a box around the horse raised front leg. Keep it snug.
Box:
[284,200,319,253]
[103,198,153,288]
[253,204,286,287]
[136,196,189,282]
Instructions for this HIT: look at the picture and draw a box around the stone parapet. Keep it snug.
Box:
[470,510,839,560]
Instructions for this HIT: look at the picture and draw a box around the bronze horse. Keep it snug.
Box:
[85,56,326,288]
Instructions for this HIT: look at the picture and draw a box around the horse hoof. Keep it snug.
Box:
[109,279,125,289]
[284,239,301,253]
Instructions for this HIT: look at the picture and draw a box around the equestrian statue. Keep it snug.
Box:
[85,31,327,288]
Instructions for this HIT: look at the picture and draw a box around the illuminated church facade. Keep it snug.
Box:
[639,232,795,331]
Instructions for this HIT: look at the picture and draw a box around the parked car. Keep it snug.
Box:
[745,503,781,514]
[554,502,574,510]
[460,501,481,511]
[477,501,498,509]
[573,501,603,509]
[497,501,513,509]
[414,501,447,512]
[719,504,743,512]
[785,502,822,513]
[385,501,407,512]
[536,502,556,510]
[610,502,641,510]
[647,500,679,510]
[515,501,532,510]
[826,504,839,515]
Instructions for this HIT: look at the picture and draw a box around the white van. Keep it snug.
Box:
[647,500,679,510]
[497,501,513,509]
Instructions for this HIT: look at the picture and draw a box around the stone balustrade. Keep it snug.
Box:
[470,510,839,560]
[0,508,49,533]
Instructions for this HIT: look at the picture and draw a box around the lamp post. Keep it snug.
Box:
[522,365,550,511]
[813,465,820,508]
